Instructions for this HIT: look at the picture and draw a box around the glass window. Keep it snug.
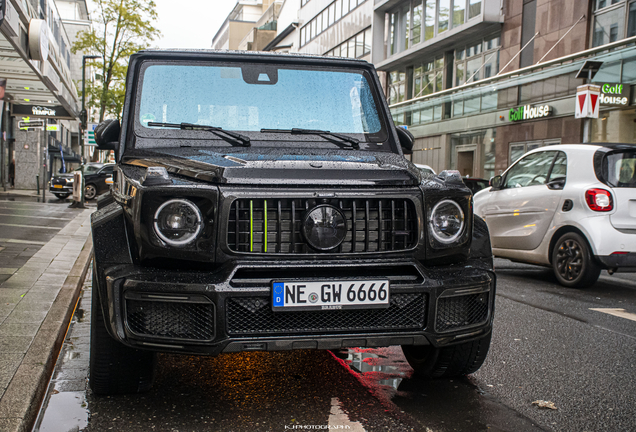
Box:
[482,51,499,78]
[138,65,385,142]
[329,4,335,26]
[455,62,465,86]
[548,152,567,182]
[412,1,422,44]
[364,28,372,54]
[464,96,480,114]
[606,151,636,187]
[504,151,556,188]
[335,0,342,20]
[629,1,636,37]
[469,0,481,19]
[466,57,481,83]
[348,39,355,58]
[593,8,625,47]
[390,12,397,55]
[453,99,463,116]
[355,32,364,57]
[439,0,450,33]
[453,0,465,27]
[402,4,411,49]
[425,0,436,40]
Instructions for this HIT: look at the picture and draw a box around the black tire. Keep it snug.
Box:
[402,332,492,379]
[551,232,601,288]
[54,193,70,199]
[90,272,156,395]
[85,184,97,200]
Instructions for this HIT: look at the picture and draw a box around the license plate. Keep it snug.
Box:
[53,184,63,189]
[272,280,389,311]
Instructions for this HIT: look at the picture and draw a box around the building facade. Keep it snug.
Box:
[0,0,86,191]
[374,0,636,179]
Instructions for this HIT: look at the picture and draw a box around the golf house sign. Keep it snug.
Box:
[599,83,630,106]
[508,104,553,122]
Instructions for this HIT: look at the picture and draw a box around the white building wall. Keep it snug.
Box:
[297,0,373,57]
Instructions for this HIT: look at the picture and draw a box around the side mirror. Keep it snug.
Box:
[490,175,502,190]
[94,119,120,153]
[395,127,414,155]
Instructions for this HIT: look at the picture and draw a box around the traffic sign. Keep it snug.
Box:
[85,123,98,146]
[575,85,600,119]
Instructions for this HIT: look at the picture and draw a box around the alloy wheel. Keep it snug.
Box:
[85,184,97,200]
[555,239,583,281]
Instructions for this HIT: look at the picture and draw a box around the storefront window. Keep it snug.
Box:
[591,108,636,143]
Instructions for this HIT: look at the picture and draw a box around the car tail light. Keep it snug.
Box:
[585,188,613,212]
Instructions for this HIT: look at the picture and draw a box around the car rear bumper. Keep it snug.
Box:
[95,259,495,356]
[596,253,636,271]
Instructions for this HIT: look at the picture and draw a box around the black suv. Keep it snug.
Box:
[90,50,495,395]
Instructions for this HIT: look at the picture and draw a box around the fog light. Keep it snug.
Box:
[154,199,202,246]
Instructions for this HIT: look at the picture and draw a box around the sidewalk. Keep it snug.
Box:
[0,191,93,432]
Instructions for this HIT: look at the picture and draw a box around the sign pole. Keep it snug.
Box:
[583,69,592,143]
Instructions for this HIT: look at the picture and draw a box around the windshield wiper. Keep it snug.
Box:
[147,122,250,147]
[260,128,360,150]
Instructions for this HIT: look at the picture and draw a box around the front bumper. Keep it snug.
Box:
[50,185,73,194]
[95,258,495,356]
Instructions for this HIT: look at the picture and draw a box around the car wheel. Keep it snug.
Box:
[90,271,156,395]
[551,232,601,288]
[84,184,97,200]
[402,332,491,379]
[53,193,70,199]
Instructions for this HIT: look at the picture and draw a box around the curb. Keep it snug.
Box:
[0,236,93,432]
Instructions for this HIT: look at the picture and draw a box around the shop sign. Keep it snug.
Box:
[11,104,73,119]
[508,104,552,122]
[575,84,600,119]
[600,83,630,106]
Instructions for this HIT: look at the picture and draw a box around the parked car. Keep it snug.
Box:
[49,163,115,200]
[88,49,495,395]
[414,163,436,175]
[474,143,635,288]
[463,177,489,194]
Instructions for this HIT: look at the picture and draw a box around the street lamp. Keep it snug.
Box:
[75,54,99,209]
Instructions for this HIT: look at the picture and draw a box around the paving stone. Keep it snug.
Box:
[0,337,33,354]
[0,353,24,391]
[2,310,48,324]
[0,418,22,432]
[0,269,17,275]
[0,324,40,338]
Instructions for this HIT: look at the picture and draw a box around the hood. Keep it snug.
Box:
[121,147,420,186]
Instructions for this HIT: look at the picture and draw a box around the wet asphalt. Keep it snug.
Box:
[33,258,636,432]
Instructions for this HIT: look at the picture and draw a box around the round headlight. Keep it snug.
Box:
[153,199,202,246]
[430,199,465,244]
[303,205,347,251]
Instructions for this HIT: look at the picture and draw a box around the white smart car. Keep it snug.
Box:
[474,143,635,288]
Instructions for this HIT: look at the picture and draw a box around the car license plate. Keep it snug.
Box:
[272,280,389,311]
[53,184,63,189]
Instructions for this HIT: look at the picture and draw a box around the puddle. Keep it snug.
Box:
[36,391,88,432]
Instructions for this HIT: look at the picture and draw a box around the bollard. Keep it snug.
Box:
[36,175,40,194]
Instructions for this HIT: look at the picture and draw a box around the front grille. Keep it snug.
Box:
[226,293,426,335]
[435,293,489,332]
[227,198,418,254]
[126,299,215,341]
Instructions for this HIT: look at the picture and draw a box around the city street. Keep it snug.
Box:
[35,259,636,432]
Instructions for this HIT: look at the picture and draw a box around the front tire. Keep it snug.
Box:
[551,232,600,288]
[85,184,97,200]
[402,333,492,379]
[90,271,156,395]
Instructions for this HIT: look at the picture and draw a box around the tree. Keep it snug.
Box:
[72,0,160,124]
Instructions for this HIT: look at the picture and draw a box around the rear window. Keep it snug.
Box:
[606,151,636,188]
